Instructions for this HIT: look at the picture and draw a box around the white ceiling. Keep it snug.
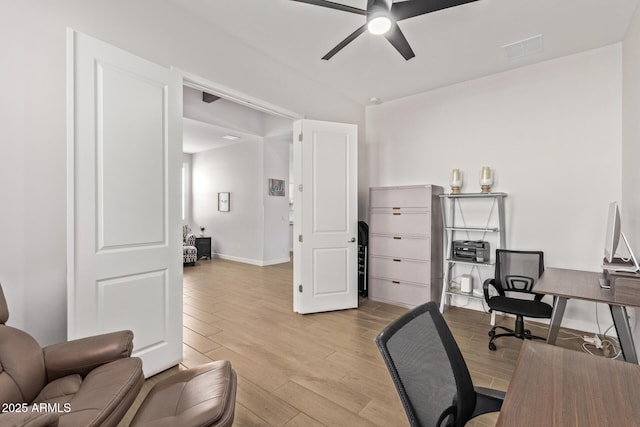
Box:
[182,117,263,154]
[170,0,638,105]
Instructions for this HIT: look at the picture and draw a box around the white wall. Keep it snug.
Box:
[263,137,292,264]
[192,141,265,264]
[366,45,623,333]
[623,3,640,342]
[623,4,640,254]
[183,153,193,225]
[190,137,291,266]
[0,0,362,345]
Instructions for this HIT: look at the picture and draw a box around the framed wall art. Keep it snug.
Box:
[268,178,286,197]
[218,192,230,212]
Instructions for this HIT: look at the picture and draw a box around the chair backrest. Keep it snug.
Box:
[375,302,476,427]
[0,282,9,325]
[0,283,47,404]
[494,250,544,293]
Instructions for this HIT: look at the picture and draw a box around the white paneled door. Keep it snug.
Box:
[293,120,358,314]
[67,30,182,377]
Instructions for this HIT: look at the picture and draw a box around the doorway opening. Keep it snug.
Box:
[181,76,301,270]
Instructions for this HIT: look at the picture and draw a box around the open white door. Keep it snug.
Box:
[293,119,358,314]
[67,30,182,377]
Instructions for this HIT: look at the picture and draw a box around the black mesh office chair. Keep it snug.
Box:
[483,249,553,351]
[375,302,504,427]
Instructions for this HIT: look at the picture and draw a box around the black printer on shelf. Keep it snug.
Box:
[452,240,490,263]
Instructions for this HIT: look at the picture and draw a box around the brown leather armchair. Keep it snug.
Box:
[0,284,144,427]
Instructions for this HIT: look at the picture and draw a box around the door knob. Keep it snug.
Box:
[348,237,356,243]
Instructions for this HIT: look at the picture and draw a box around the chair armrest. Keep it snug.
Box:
[473,386,505,417]
[483,278,505,302]
[0,411,60,426]
[43,330,134,381]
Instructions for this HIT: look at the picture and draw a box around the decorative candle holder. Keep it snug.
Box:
[479,166,493,193]
[450,169,462,194]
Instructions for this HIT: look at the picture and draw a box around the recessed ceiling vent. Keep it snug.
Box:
[502,34,544,60]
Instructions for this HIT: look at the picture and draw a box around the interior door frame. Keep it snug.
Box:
[178,70,304,307]
[179,70,303,122]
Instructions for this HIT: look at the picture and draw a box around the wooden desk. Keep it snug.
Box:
[535,267,639,363]
[496,341,640,426]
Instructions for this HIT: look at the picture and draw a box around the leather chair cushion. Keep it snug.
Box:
[0,326,46,404]
[50,357,144,427]
[130,360,237,427]
[0,411,60,427]
[33,375,81,405]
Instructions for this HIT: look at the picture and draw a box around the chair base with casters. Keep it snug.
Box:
[488,312,550,351]
[483,249,553,351]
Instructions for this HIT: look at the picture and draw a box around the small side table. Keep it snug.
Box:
[195,236,212,260]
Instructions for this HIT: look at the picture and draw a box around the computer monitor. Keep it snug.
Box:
[602,201,639,273]
[604,202,621,263]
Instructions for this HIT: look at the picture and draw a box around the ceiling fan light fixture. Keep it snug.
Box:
[367,13,392,35]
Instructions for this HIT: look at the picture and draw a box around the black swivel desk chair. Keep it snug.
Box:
[375,301,504,427]
[483,249,553,351]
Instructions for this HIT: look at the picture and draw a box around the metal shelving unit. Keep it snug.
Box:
[439,192,507,312]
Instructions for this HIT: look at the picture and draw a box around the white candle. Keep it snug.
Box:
[481,166,491,181]
[450,169,462,186]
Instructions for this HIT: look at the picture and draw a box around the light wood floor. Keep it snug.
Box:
[120,258,594,427]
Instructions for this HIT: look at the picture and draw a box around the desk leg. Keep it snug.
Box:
[610,305,638,364]
[547,297,568,345]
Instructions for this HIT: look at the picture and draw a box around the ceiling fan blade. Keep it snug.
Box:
[391,0,478,21]
[322,24,367,60]
[384,23,415,60]
[291,0,367,15]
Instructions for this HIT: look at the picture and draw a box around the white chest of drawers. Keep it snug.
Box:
[368,185,443,308]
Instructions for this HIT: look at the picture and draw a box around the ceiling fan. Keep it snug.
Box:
[291,0,478,60]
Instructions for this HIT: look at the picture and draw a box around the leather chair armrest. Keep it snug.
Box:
[43,330,134,381]
[0,411,60,426]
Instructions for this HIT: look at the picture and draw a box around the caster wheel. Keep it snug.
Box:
[489,342,497,351]
[488,330,495,337]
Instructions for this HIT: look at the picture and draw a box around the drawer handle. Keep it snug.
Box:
[393,259,402,262]
[393,236,402,240]
[392,207,401,210]
[392,281,400,284]
[392,212,401,216]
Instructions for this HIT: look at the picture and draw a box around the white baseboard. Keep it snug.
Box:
[262,257,291,266]
[213,253,290,267]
